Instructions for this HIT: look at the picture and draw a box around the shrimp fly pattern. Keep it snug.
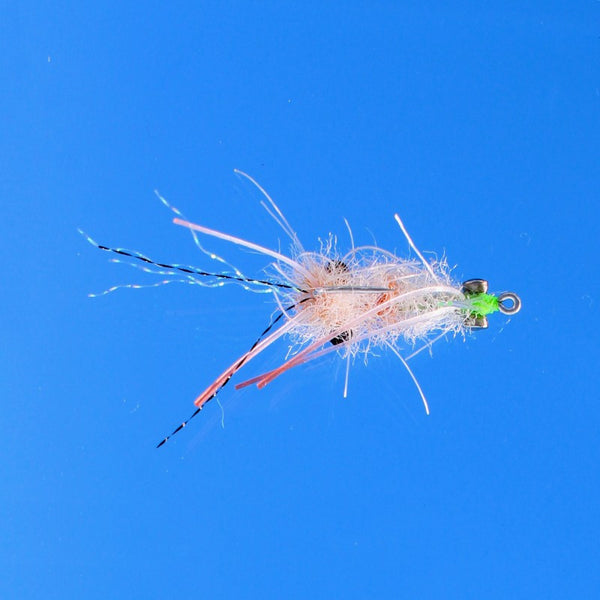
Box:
[80,170,521,447]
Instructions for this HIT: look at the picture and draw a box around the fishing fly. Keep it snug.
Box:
[80,170,521,447]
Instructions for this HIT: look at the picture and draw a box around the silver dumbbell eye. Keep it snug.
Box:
[464,315,489,329]
[462,279,488,295]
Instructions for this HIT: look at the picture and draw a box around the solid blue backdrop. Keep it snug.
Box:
[2,2,599,598]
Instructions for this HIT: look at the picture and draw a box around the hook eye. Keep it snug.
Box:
[462,279,488,295]
[498,292,521,315]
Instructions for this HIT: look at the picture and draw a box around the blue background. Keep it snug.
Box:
[3,2,599,598]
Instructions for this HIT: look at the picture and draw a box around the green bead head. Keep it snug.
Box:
[461,279,521,329]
